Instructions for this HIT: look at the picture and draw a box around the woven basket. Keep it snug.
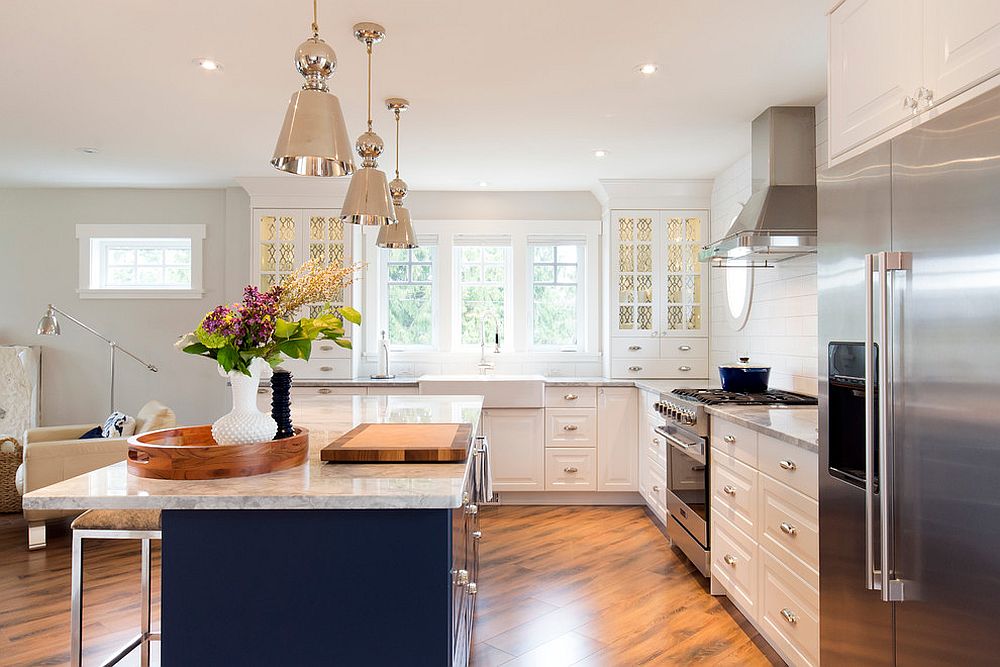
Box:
[0,436,23,513]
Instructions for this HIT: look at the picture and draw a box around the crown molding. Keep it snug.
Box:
[597,178,714,210]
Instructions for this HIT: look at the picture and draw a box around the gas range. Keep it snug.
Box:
[654,388,818,436]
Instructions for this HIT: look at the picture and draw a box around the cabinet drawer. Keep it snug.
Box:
[643,420,667,468]
[711,449,758,538]
[759,475,819,584]
[710,418,758,467]
[757,434,818,500]
[659,338,708,358]
[611,359,709,379]
[291,386,362,397]
[545,409,597,447]
[645,458,668,522]
[544,386,597,408]
[367,386,419,396]
[544,448,596,490]
[641,389,660,418]
[759,549,820,667]
[711,513,758,619]
[312,340,352,358]
[280,357,352,379]
[611,338,658,358]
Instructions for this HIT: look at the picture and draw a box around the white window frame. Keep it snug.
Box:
[527,240,587,352]
[452,240,513,351]
[379,243,439,350]
[76,224,206,299]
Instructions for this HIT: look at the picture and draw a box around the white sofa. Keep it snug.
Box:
[15,400,175,549]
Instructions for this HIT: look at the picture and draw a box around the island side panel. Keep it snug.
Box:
[161,509,453,666]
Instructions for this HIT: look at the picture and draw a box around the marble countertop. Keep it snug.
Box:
[705,405,819,452]
[269,376,685,390]
[23,395,484,511]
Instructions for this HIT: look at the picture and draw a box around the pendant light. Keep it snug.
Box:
[377,98,418,249]
[340,22,397,226]
[271,0,355,176]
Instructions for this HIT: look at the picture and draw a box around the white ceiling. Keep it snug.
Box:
[0,1,828,192]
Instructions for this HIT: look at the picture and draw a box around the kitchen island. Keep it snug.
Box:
[23,395,486,667]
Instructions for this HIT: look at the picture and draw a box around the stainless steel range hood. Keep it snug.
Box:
[701,106,817,267]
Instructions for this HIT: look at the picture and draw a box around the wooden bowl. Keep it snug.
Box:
[127,425,309,480]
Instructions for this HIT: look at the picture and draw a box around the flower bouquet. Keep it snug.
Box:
[177,260,362,444]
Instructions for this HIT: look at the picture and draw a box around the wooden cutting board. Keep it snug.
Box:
[320,423,474,463]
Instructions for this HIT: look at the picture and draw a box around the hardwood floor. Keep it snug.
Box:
[0,506,780,666]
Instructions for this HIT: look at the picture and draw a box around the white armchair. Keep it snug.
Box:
[15,400,175,549]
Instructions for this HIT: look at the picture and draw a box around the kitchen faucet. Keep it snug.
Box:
[478,313,500,373]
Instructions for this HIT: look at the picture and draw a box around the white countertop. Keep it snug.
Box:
[23,395,484,511]
[705,405,819,452]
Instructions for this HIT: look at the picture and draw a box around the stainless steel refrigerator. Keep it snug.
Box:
[818,85,1000,665]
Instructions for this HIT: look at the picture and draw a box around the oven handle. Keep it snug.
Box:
[654,426,700,452]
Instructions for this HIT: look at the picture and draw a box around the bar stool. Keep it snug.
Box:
[70,509,162,667]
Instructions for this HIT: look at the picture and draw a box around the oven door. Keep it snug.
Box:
[655,423,708,547]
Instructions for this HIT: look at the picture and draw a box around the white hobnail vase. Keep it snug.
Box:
[212,357,278,445]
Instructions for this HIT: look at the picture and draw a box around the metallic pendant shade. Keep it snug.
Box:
[36,306,60,335]
[271,2,355,177]
[377,98,418,248]
[340,23,396,226]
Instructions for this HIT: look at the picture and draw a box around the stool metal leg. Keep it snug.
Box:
[140,538,151,667]
[70,532,84,667]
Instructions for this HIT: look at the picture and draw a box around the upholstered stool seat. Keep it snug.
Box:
[71,509,161,667]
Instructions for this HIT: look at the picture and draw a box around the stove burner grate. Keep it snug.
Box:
[671,388,817,406]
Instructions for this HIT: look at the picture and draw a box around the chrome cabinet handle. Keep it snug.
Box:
[457,569,469,586]
[778,459,797,471]
[903,94,919,114]
[465,504,478,516]
[563,393,578,400]
[723,435,736,444]
[678,365,691,372]
[780,522,798,536]
[319,344,334,351]
[257,388,269,394]
[628,345,642,351]
[472,530,482,540]
[651,438,659,446]
[467,582,478,596]
[678,345,692,351]
[317,388,333,395]
[652,485,660,492]
[723,554,736,567]
[917,86,934,108]
[563,466,579,473]
[780,608,797,625]
[723,485,736,496]
[562,424,579,431]
[628,365,642,372]
[320,366,333,372]
[651,330,659,336]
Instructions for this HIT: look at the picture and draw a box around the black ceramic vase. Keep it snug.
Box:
[270,368,293,439]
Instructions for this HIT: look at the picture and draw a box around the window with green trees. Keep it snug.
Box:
[384,246,435,347]
[457,245,508,346]
[530,243,582,349]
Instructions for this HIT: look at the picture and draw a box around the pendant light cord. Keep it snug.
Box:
[311,0,319,38]
[366,42,374,132]
[394,109,400,178]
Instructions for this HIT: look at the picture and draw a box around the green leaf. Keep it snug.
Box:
[273,318,299,339]
[217,346,239,373]
[337,306,362,325]
[278,338,312,360]
[333,337,352,349]
[182,342,209,355]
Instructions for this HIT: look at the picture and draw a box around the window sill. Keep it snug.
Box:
[78,288,206,300]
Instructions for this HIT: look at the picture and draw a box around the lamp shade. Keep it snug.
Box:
[340,167,397,225]
[376,206,417,248]
[271,89,355,177]
[36,308,59,335]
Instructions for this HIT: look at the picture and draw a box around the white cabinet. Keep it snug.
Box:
[483,409,545,492]
[544,448,597,491]
[596,387,638,491]
[638,389,667,522]
[829,0,1000,163]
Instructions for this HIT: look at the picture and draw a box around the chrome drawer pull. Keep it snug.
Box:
[723,434,736,444]
[628,365,642,372]
[652,485,661,492]
[678,365,691,372]
[778,459,797,471]
[723,554,737,567]
[472,530,482,540]
[457,569,469,586]
[628,345,642,351]
[563,424,579,431]
[465,504,478,516]
[467,582,478,596]
[317,388,333,395]
[257,388,269,394]
[678,345,692,351]
[563,393,578,400]
[780,522,798,536]
[651,438,659,446]
[320,366,334,372]
[563,466,579,473]
[780,608,798,625]
[723,485,737,496]
[319,344,334,351]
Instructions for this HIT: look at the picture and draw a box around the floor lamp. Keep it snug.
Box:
[36,304,159,414]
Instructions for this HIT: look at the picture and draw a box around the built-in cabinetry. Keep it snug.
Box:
[484,408,546,492]
[709,416,819,667]
[607,210,709,380]
[251,208,361,378]
[256,385,419,411]
[828,0,1000,163]
[637,389,668,524]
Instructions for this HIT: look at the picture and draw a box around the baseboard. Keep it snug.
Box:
[491,491,643,506]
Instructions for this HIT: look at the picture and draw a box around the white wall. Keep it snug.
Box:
[708,101,826,395]
[0,187,250,426]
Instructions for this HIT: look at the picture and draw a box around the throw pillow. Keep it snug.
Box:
[101,412,136,438]
[79,426,104,439]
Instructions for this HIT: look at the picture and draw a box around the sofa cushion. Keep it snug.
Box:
[135,401,175,434]
[79,426,104,439]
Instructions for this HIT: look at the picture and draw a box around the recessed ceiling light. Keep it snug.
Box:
[478,181,489,187]
[193,58,223,72]
[593,149,609,158]
[75,147,99,155]
[638,63,658,75]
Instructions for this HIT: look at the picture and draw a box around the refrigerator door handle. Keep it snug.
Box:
[864,253,879,592]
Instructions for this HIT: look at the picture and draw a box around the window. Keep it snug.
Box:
[384,246,436,347]
[530,243,584,349]
[76,224,205,298]
[456,245,509,346]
